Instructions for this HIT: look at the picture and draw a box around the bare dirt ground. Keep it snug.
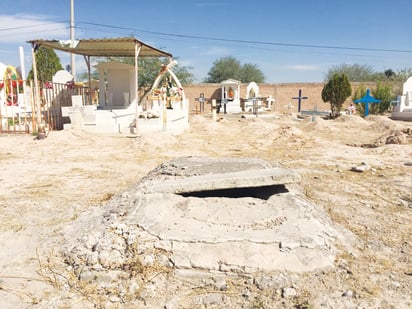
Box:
[0,113,411,308]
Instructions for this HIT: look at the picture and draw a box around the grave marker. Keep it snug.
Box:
[194,92,208,113]
[301,105,329,121]
[292,89,308,112]
[353,89,381,117]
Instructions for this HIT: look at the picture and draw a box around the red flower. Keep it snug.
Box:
[44,81,53,89]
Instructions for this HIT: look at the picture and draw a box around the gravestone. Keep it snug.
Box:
[246,82,259,99]
[267,95,275,111]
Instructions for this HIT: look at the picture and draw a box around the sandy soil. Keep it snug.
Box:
[0,113,411,308]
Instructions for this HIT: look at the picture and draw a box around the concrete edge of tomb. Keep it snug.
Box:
[143,167,300,194]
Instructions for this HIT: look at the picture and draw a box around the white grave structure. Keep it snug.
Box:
[244,81,264,112]
[62,60,189,134]
[53,70,73,84]
[392,76,412,121]
[246,81,259,99]
[0,63,27,117]
[95,61,136,108]
[221,79,241,113]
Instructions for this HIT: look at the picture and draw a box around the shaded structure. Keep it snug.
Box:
[27,37,173,132]
[353,89,381,117]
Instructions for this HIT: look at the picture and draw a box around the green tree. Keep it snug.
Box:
[95,56,194,88]
[353,83,396,116]
[352,84,367,115]
[239,63,265,83]
[94,56,194,102]
[27,47,64,82]
[204,57,265,83]
[204,56,242,83]
[372,83,394,114]
[384,69,396,79]
[324,63,375,82]
[322,73,352,118]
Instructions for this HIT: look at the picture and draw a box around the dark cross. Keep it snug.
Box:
[292,89,308,112]
[195,93,208,113]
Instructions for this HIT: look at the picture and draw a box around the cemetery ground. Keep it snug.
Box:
[0,113,411,308]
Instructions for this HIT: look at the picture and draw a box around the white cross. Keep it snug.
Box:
[266,95,275,110]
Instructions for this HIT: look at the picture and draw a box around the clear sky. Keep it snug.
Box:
[0,0,411,83]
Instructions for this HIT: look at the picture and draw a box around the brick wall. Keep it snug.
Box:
[184,82,375,114]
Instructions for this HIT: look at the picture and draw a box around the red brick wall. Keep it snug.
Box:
[184,82,375,114]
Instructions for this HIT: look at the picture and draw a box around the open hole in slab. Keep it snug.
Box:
[177,184,288,200]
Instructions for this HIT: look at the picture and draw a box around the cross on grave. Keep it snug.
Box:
[250,96,266,117]
[301,105,330,121]
[194,93,208,113]
[292,89,308,112]
[266,95,275,110]
[353,89,381,117]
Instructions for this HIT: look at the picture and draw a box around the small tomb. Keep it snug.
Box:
[391,76,412,120]
[244,81,264,113]
[95,61,136,108]
[220,79,241,113]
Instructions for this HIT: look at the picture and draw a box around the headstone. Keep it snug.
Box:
[246,82,259,99]
[267,95,275,110]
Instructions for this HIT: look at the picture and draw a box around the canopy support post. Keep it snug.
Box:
[84,55,92,104]
[31,43,41,132]
[134,42,141,133]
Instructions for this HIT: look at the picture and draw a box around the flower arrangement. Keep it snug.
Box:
[0,80,24,92]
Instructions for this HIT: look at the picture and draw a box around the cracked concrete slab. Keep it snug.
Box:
[124,156,356,273]
[63,156,357,284]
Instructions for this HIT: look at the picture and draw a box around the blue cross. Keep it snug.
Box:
[353,89,381,116]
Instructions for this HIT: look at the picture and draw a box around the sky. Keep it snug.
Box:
[0,0,411,83]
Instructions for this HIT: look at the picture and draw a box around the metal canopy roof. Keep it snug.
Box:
[27,37,173,58]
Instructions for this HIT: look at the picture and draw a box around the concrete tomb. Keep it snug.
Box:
[220,79,242,113]
[64,157,357,280]
[244,81,264,113]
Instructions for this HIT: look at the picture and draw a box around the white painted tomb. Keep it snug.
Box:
[391,76,412,121]
[95,61,136,109]
[63,60,189,134]
[244,81,264,112]
[221,79,242,113]
[0,62,29,119]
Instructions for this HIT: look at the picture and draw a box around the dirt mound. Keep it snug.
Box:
[334,114,368,124]
[366,115,402,131]
[353,128,412,148]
